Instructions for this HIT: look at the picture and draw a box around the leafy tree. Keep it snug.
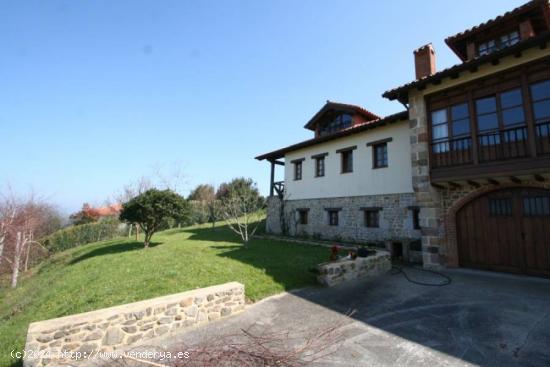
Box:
[119,189,189,248]
[218,178,265,246]
[188,184,215,203]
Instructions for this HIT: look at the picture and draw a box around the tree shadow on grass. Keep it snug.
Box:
[185,225,327,294]
[69,241,162,265]
[183,224,247,245]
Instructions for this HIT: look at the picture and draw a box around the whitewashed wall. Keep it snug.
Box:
[284,121,413,200]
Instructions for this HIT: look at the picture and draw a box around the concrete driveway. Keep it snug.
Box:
[131,268,550,366]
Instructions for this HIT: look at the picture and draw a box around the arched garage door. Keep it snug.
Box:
[456,188,550,277]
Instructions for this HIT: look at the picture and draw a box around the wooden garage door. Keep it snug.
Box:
[456,188,550,277]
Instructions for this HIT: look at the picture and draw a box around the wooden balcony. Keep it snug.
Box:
[431,121,550,183]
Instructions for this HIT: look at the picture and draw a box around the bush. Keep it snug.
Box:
[42,217,125,253]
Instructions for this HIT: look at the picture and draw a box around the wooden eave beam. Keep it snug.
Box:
[449,181,462,189]
[467,180,481,188]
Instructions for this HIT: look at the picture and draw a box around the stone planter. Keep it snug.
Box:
[317,250,391,287]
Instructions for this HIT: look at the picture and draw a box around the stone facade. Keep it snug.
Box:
[317,250,391,287]
[23,282,245,367]
[408,90,444,269]
[266,194,422,259]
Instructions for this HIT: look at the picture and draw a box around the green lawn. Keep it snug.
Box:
[0,223,328,367]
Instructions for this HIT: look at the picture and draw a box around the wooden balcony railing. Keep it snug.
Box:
[478,125,529,163]
[432,125,532,169]
[431,136,473,168]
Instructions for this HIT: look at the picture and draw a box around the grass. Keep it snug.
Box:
[0,222,328,367]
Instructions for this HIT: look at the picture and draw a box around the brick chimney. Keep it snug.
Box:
[414,44,436,80]
[519,19,535,40]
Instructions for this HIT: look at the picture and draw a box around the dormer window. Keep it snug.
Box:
[478,30,520,56]
[319,114,352,137]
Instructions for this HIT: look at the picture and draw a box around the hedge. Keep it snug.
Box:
[42,218,126,253]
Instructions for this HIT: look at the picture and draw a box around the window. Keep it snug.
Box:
[500,31,520,48]
[314,157,325,177]
[363,209,380,228]
[373,143,388,168]
[530,79,550,126]
[327,209,339,226]
[523,196,550,216]
[319,114,353,137]
[412,208,421,230]
[489,198,513,216]
[476,96,499,133]
[500,89,525,128]
[430,102,471,153]
[337,147,355,173]
[478,39,496,56]
[478,31,519,56]
[297,209,309,224]
[475,88,526,145]
[292,159,303,180]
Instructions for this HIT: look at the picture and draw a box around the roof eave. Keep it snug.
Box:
[382,31,550,102]
[255,111,408,161]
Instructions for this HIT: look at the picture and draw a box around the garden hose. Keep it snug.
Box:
[391,265,452,286]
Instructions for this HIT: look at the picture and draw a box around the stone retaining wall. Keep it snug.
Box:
[317,250,391,287]
[23,282,245,367]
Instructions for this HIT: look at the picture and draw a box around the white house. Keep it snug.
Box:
[256,102,422,259]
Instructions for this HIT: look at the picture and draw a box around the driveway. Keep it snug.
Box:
[120,268,550,366]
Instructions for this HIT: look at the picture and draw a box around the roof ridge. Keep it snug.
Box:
[445,0,547,43]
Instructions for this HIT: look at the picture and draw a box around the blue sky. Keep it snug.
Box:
[0,0,524,214]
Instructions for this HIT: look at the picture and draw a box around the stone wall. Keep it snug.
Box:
[317,250,391,287]
[266,196,283,234]
[24,282,245,367]
[408,90,444,269]
[266,193,421,254]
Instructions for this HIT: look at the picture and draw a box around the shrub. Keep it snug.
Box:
[42,217,125,253]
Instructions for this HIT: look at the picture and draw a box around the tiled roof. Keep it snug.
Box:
[303,101,381,130]
[255,111,408,161]
[382,31,550,103]
[445,0,546,44]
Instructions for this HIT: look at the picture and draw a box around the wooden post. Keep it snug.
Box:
[521,72,538,158]
[467,90,479,165]
[270,161,275,197]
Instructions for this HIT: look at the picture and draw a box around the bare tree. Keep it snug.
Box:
[0,194,17,268]
[219,178,264,247]
[208,199,223,228]
[0,192,53,287]
[152,161,187,195]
